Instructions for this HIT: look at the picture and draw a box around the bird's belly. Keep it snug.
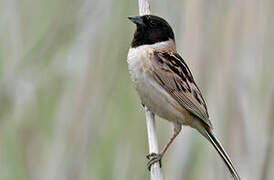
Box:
[127,57,189,125]
[136,73,188,124]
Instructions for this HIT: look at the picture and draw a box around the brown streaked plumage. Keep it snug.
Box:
[150,51,211,127]
[127,15,241,180]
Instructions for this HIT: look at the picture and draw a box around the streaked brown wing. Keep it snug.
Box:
[150,51,212,128]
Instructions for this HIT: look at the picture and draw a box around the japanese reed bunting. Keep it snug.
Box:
[127,15,241,180]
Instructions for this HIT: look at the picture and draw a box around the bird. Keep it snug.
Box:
[127,15,241,180]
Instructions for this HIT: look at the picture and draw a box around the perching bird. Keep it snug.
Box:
[127,15,241,180]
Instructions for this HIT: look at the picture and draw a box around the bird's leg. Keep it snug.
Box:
[147,122,182,170]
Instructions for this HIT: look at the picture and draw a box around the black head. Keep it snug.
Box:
[128,15,175,48]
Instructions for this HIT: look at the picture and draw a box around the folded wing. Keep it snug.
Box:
[150,51,212,128]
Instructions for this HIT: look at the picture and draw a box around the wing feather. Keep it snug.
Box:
[150,51,212,128]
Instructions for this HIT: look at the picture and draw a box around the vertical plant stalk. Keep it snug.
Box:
[145,107,163,180]
[138,1,162,179]
[138,0,163,180]
[138,0,151,15]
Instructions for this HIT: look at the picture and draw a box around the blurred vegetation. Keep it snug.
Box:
[0,0,273,180]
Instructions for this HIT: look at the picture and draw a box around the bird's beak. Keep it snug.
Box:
[128,16,144,26]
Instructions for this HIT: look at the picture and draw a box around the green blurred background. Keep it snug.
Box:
[0,0,273,179]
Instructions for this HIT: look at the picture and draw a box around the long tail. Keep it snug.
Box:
[202,128,241,180]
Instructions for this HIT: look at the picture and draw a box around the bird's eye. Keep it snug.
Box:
[150,21,157,27]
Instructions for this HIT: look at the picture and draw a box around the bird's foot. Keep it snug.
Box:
[146,153,163,171]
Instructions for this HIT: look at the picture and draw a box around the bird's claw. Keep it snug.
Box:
[146,153,162,171]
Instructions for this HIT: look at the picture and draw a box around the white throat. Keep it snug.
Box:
[131,39,176,52]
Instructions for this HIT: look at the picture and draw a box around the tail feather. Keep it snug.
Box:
[204,128,241,180]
